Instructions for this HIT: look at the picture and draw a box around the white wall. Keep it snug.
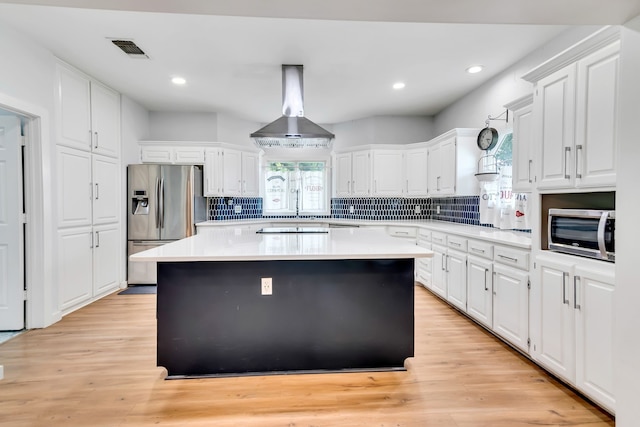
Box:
[217,113,261,148]
[614,18,640,427]
[434,26,601,134]
[148,111,217,141]
[332,115,433,149]
[0,23,59,327]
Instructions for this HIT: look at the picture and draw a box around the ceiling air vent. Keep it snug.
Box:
[111,40,148,58]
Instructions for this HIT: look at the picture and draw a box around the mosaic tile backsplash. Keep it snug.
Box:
[206,195,530,232]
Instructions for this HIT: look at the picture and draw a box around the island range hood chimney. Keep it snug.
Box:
[251,65,334,149]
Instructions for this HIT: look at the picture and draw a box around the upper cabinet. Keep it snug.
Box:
[405,147,429,196]
[56,61,120,158]
[427,129,479,197]
[506,94,535,193]
[203,146,260,197]
[371,149,404,196]
[334,150,371,197]
[523,27,620,191]
[140,143,205,165]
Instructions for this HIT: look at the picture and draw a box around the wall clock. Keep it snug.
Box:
[477,127,499,151]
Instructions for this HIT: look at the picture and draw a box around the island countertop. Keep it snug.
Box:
[129,226,432,262]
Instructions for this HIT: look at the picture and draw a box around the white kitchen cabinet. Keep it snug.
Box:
[204,147,259,197]
[92,155,119,225]
[92,224,121,296]
[222,148,243,196]
[574,41,619,188]
[446,248,467,311]
[534,255,575,380]
[56,62,120,158]
[533,254,615,413]
[241,151,260,196]
[140,144,205,164]
[493,263,529,353]
[371,149,404,196]
[523,29,620,191]
[57,146,92,228]
[427,129,478,196]
[430,243,447,299]
[467,255,493,328]
[506,94,535,192]
[334,150,371,197]
[405,147,428,196]
[574,264,615,412]
[58,227,93,311]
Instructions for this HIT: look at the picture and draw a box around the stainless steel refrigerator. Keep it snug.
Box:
[127,164,206,284]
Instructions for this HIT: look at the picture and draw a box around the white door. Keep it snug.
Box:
[56,63,92,151]
[467,255,493,328]
[57,146,92,228]
[58,226,93,312]
[203,148,221,196]
[439,137,457,195]
[446,249,467,311]
[511,101,535,192]
[351,150,370,196]
[93,224,120,296]
[0,116,24,330]
[430,244,447,298]
[405,147,428,196]
[575,42,619,188]
[536,65,576,189]
[534,256,575,382]
[90,81,120,158]
[241,152,260,196]
[222,149,242,196]
[574,264,616,412]
[493,264,529,352]
[92,155,119,225]
[371,150,404,196]
[427,144,441,195]
[334,153,352,197]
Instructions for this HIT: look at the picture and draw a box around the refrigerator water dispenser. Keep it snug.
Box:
[132,190,149,215]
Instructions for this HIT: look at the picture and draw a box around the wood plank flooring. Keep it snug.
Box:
[0,285,614,427]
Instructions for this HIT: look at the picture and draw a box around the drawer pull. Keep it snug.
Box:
[450,241,461,247]
[498,254,518,263]
[484,268,489,291]
[471,247,485,254]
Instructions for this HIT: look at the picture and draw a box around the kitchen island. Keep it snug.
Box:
[130,227,432,378]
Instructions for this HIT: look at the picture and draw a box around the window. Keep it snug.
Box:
[263,160,329,216]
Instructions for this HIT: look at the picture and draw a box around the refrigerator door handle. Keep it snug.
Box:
[159,177,165,229]
[155,177,160,228]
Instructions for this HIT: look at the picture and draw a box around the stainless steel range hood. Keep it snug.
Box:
[251,65,334,149]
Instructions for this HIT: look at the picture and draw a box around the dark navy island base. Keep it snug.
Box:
[156,258,415,378]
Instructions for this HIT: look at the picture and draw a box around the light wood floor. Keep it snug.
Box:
[0,285,614,427]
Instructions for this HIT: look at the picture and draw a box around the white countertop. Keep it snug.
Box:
[196,219,532,249]
[130,227,433,262]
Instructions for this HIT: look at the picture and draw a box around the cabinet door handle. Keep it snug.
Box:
[89,231,93,249]
[498,254,518,263]
[575,144,583,179]
[492,272,497,295]
[562,272,569,305]
[94,131,98,149]
[95,231,100,248]
[564,147,571,179]
[347,180,350,194]
[406,179,409,193]
[89,182,93,200]
[437,176,441,191]
[351,180,355,193]
[574,276,581,310]
[374,180,377,193]
[528,159,533,183]
[450,241,461,247]
[441,254,446,271]
[95,183,99,200]
[484,268,489,291]
[445,255,449,273]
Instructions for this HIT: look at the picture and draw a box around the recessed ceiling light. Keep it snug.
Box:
[393,82,406,90]
[466,65,483,74]
[172,76,187,85]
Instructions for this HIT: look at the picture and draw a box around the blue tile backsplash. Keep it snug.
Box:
[206,195,530,232]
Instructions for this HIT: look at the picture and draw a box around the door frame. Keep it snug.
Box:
[0,91,58,329]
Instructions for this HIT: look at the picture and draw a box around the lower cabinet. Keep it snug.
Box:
[467,255,493,328]
[446,248,467,311]
[58,224,120,313]
[430,244,447,298]
[533,254,615,413]
[492,263,529,352]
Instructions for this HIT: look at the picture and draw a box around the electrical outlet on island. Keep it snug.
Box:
[261,277,272,295]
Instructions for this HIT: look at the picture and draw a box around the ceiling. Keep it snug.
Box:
[0,1,638,124]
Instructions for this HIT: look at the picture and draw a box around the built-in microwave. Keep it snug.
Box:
[548,209,615,262]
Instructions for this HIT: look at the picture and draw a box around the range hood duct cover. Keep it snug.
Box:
[251,65,334,149]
